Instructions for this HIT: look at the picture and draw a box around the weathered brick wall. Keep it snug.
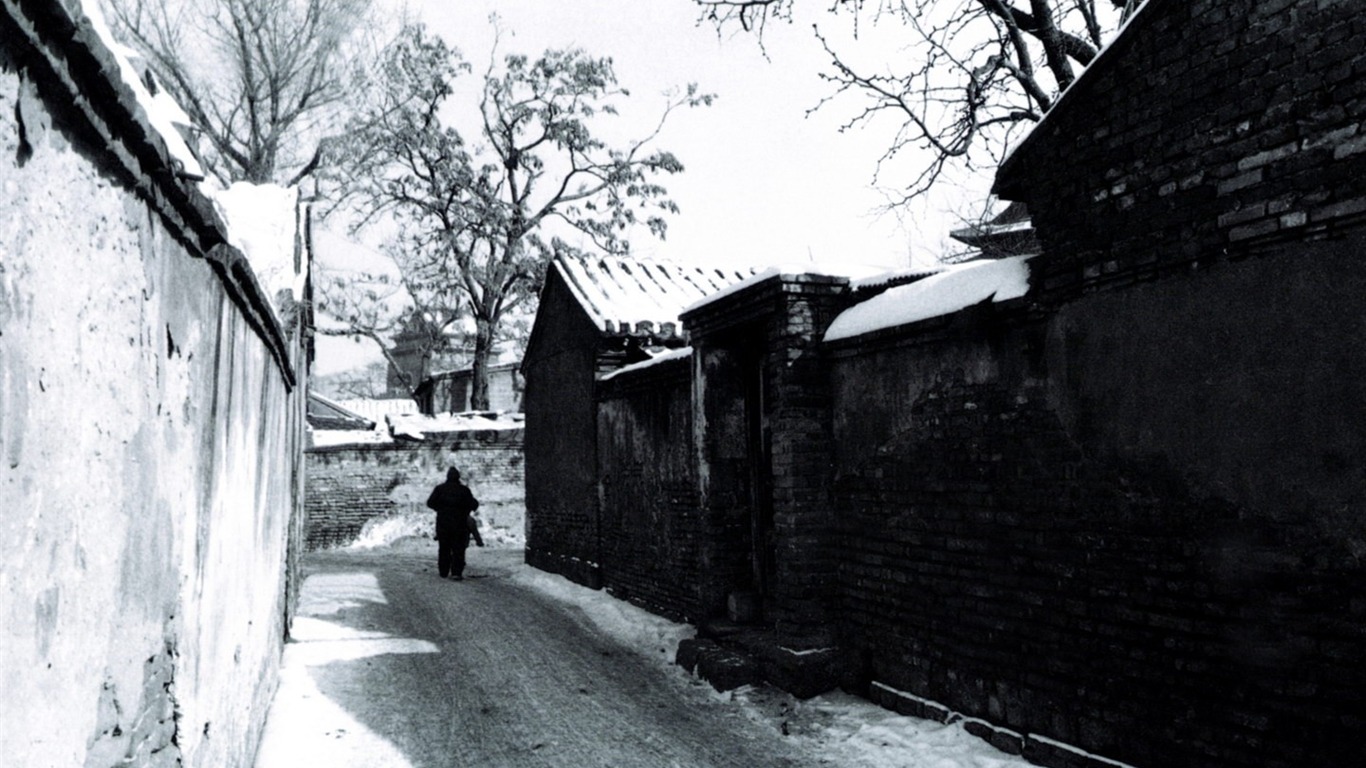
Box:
[763,284,848,642]
[596,358,702,622]
[305,430,524,550]
[683,275,852,640]
[832,164,1366,768]
[522,272,603,586]
[1,6,307,766]
[998,0,1366,302]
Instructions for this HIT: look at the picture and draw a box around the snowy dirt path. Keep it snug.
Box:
[254,544,828,768]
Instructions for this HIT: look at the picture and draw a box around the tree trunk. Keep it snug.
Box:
[470,318,494,411]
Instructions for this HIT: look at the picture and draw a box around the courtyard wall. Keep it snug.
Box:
[595,356,702,621]
[305,430,525,549]
[829,0,1366,765]
[1,4,308,766]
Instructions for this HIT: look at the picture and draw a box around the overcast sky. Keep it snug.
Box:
[315,0,992,375]
[422,0,985,266]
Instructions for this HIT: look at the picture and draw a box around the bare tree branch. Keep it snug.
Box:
[695,0,1133,206]
[321,23,711,408]
[106,0,386,184]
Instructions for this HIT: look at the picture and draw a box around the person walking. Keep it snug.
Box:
[426,467,484,580]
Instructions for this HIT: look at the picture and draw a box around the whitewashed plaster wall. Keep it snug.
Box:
[0,49,306,768]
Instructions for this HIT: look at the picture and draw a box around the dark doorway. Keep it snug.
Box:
[742,340,775,621]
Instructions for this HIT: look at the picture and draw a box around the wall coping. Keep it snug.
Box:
[2,0,299,388]
[681,271,853,339]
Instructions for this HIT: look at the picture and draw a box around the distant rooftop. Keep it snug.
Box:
[307,392,377,431]
[554,255,754,338]
[949,201,1039,256]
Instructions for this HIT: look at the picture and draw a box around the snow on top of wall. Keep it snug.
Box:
[79,0,308,328]
[308,428,393,449]
[387,411,525,441]
[555,255,753,335]
[824,255,1034,343]
[681,261,887,317]
[77,0,205,180]
[208,183,308,318]
[599,346,693,382]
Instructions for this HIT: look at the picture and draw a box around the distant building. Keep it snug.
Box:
[306,391,377,431]
[521,254,753,587]
[415,361,524,414]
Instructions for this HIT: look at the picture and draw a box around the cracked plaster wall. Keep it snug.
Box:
[1,52,305,768]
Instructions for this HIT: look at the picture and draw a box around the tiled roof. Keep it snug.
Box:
[949,201,1038,255]
[307,392,377,431]
[554,255,753,338]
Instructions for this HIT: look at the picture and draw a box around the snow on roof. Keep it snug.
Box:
[682,261,888,317]
[209,183,308,320]
[308,391,376,430]
[387,411,525,441]
[77,0,205,180]
[824,255,1034,343]
[332,398,422,422]
[554,255,753,336]
[850,267,946,292]
[599,346,692,382]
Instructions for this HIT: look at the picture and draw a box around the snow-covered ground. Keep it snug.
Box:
[504,560,1034,768]
[306,522,1035,768]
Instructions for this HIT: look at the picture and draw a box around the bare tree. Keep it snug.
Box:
[104,0,382,184]
[325,24,712,409]
[696,0,1142,205]
[313,247,469,398]
[312,361,388,400]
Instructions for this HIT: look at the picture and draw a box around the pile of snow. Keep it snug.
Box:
[506,566,693,662]
[824,255,1034,343]
[387,411,524,441]
[347,508,524,551]
[307,427,392,449]
[347,511,432,550]
[729,687,1035,768]
[209,183,308,318]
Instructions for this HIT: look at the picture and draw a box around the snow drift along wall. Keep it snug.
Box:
[0,3,309,766]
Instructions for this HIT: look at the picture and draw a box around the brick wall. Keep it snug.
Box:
[683,275,852,640]
[764,285,848,642]
[596,358,702,622]
[522,271,604,586]
[305,430,524,550]
[997,0,1366,302]
[829,270,1366,767]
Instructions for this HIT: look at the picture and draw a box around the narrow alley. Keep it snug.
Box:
[254,543,1035,768]
[255,545,824,768]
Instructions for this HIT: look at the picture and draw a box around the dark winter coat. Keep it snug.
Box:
[426,480,483,546]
